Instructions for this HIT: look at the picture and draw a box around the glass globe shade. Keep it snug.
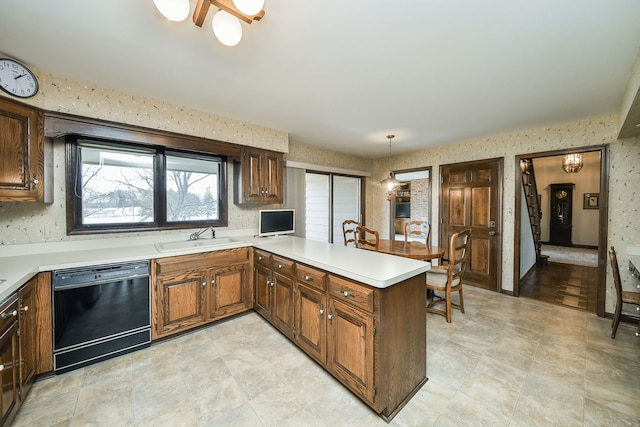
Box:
[232,0,265,16]
[212,10,243,46]
[153,0,190,22]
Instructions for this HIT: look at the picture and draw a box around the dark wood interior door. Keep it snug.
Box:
[440,158,502,291]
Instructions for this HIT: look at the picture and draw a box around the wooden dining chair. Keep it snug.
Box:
[356,226,379,250]
[404,220,431,246]
[609,246,640,338]
[342,219,360,247]
[426,229,471,322]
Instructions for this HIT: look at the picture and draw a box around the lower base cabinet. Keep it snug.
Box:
[152,248,251,340]
[0,272,50,427]
[326,297,375,404]
[253,248,427,422]
[0,296,19,426]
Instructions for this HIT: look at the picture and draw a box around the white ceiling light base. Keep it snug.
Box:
[153,0,190,22]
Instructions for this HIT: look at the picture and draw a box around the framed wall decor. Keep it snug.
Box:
[583,193,599,209]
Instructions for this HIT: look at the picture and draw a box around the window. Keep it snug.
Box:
[67,137,226,233]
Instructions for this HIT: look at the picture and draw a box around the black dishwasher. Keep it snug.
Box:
[52,260,151,373]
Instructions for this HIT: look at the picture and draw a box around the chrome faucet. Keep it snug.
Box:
[189,226,215,240]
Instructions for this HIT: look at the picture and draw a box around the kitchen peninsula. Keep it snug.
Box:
[0,235,430,423]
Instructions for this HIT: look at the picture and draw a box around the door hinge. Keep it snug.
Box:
[372,325,376,337]
[373,386,377,397]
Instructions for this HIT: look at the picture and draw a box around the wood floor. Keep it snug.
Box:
[520,261,597,313]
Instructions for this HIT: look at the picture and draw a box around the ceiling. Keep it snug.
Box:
[1,0,639,159]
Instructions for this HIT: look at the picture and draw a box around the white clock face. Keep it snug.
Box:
[0,59,39,98]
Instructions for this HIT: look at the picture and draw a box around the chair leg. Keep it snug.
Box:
[611,302,622,339]
[458,287,465,314]
[445,289,452,323]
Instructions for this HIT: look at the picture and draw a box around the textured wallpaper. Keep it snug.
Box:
[367,116,640,311]
[4,71,289,152]
[1,70,638,314]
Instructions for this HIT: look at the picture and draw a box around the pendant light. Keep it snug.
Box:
[378,135,401,192]
[562,153,583,173]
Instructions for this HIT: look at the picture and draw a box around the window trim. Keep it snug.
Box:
[65,136,228,235]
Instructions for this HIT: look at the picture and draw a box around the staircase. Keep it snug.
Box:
[520,159,547,265]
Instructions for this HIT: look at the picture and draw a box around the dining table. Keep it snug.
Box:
[361,239,445,262]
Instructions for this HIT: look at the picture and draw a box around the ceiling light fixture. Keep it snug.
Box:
[562,153,583,173]
[153,0,265,46]
[232,0,264,16]
[153,0,191,21]
[378,135,401,198]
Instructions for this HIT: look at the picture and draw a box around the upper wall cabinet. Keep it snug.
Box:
[0,97,51,203]
[235,147,284,204]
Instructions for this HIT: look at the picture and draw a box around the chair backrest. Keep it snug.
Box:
[356,226,379,250]
[447,229,472,284]
[609,246,623,306]
[404,220,431,245]
[342,219,360,247]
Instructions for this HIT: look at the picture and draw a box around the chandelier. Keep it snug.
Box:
[153,0,265,47]
[378,135,401,199]
[562,153,583,173]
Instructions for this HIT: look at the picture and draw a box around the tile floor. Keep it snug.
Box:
[14,285,640,426]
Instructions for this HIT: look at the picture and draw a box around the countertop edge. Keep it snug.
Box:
[0,236,429,301]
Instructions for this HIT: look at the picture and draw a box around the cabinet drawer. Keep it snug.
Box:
[328,275,374,312]
[204,248,249,267]
[296,263,327,291]
[254,249,272,268]
[156,248,249,275]
[272,255,295,277]
[0,294,18,335]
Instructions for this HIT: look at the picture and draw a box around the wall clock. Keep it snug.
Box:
[0,58,39,98]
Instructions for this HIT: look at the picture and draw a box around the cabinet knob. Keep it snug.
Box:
[0,364,4,372]
[20,305,28,313]
[304,275,313,282]
[269,280,274,287]
[1,310,17,319]
[278,264,284,269]
[488,230,496,236]
[32,178,39,187]
[341,290,355,297]
[211,279,215,286]
[258,256,263,261]
[201,281,206,287]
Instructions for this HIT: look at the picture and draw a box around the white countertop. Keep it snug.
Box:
[0,235,430,301]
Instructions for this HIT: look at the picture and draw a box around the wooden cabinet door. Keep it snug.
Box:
[0,98,45,202]
[254,264,272,320]
[155,270,206,338]
[0,298,19,425]
[208,263,249,319]
[262,151,283,203]
[17,278,36,399]
[327,298,375,404]
[238,148,283,204]
[295,283,326,364]
[272,272,294,337]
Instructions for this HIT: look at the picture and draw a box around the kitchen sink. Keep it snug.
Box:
[155,237,237,252]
